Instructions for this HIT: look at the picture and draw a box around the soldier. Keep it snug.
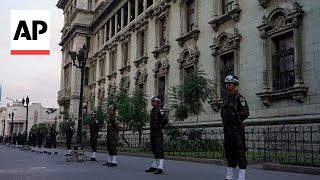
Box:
[103,105,120,167]
[221,75,249,180]
[145,95,168,175]
[36,127,44,153]
[48,124,59,154]
[65,119,74,156]
[89,110,100,161]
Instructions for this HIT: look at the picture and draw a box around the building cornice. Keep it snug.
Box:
[59,23,92,46]
[56,0,70,10]
[90,0,119,29]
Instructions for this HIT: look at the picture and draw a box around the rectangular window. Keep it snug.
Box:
[106,21,110,42]
[110,51,116,73]
[272,32,295,90]
[97,33,100,49]
[147,0,153,8]
[139,31,145,57]
[111,16,115,37]
[159,17,166,47]
[187,0,195,32]
[100,58,105,78]
[138,0,143,15]
[84,67,89,86]
[158,76,165,108]
[130,0,135,21]
[223,0,233,14]
[123,42,129,66]
[123,3,128,27]
[117,10,121,32]
[220,53,234,97]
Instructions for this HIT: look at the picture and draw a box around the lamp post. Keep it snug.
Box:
[2,119,5,137]
[22,96,30,145]
[9,112,14,143]
[69,44,88,150]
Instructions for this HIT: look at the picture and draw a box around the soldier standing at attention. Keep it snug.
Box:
[221,75,249,180]
[103,105,120,167]
[89,110,100,161]
[65,119,74,156]
[48,124,59,154]
[36,127,44,153]
[145,95,168,175]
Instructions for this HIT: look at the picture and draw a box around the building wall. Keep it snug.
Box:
[0,101,59,136]
[57,0,320,127]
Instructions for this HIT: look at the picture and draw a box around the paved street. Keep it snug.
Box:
[0,145,319,180]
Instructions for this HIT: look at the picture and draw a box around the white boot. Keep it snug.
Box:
[151,159,158,168]
[107,156,112,163]
[158,159,164,170]
[92,152,96,158]
[226,167,235,180]
[237,169,246,180]
[112,156,117,164]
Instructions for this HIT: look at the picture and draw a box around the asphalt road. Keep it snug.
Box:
[0,145,319,180]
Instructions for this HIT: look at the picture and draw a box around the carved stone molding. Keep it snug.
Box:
[153,59,170,77]
[133,55,148,68]
[97,77,105,85]
[107,82,116,95]
[210,28,242,56]
[119,65,131,75]
[258,0,271,9]
[209,6,241,31]
[119,31,131,42]
[151,44,170,58]
[119,76,130,90]
[134,68,148,85]
[153,0,171,17]
[256,86,308,106]
[106,71,117,81]
[176,29,200,47]
[177,48,200,68]
[135,19,149,31]
[97,86,105,99]
[257,3,304,39]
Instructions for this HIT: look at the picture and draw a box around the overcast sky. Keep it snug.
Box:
[0,0,63,108]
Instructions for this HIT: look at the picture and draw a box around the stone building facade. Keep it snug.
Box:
[0,101,59,136]
[56,0,320,127]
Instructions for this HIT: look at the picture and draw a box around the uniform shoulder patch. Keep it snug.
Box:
[239,96,246,106]
[159,108,165,115]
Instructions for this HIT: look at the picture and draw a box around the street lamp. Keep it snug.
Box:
[69,44,88,150]
[9,112,14,143]
[22,96,30,145]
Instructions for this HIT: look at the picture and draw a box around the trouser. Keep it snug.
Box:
[38,139,43,148]
[107,135,117,155]
[66,136,72,149]
[150,132,164,159]
[90,135,98,152]
[224,134,247,169]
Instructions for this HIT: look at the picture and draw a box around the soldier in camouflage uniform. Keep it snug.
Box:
[103,105,120,167]
[145,95,168,175]
[65,119,74,156]
[90,110,100,161]
[221,75,249,180]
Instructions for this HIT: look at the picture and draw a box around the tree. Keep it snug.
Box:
[172,69,215,129]
[114,91,131,146]
[128,89,149,147]
[96,105,107,128]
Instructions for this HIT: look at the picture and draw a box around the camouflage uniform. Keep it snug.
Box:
[221,91,249,169]
[90,117,100,152]
[107,115,119,156]
[149,107,168,159]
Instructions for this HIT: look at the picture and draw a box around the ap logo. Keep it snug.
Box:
[11,10,50,55]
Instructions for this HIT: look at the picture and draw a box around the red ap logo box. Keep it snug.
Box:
[11,10,50,55]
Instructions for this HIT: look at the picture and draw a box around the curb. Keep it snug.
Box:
[263,163,320,175]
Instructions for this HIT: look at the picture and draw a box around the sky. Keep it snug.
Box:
[0,0,64,108]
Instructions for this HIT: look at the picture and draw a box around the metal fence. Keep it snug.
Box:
[56,125,320,167]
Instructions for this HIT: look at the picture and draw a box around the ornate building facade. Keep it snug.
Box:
[56,0,320,127]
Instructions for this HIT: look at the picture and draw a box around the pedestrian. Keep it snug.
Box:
[145,95,168,175]
[221,75,249,180]
[103,105,120,167]
[65,119,74,156]
[48,124,59,154]
[89,110,100,161]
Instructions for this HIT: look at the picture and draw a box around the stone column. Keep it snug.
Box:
[144,0,147,11]
[109,20,112,38]
[135,0,139,19]
[293,28,303,86]
[121,7,124,30]
[194,0,199,29]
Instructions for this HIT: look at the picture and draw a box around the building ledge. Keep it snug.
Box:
[208,7,241,31]
[176,29,200,47]
[151,44,170,58]
[133,55,148,68]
